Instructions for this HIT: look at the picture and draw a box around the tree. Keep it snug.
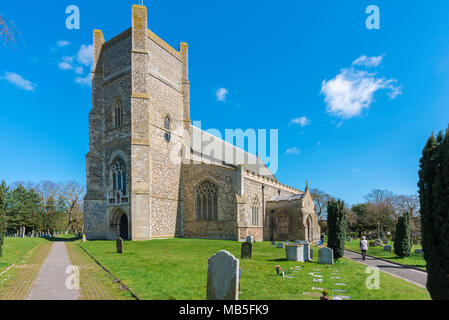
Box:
[0,182,5,257]
[394,213,411,258]
[0,13,19,48]
[310,189,332,219]
[327,199,347,261]
[419,128,449,300]
[60,181,85,233]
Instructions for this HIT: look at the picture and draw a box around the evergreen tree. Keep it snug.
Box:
[419,128,449,300]
[394,213,411,258]
[327,199,347,261]
[0,183,5,257]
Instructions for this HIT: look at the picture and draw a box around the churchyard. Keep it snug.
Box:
[344,238,426,271]
[80,238,430,300]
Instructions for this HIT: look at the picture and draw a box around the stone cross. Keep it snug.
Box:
[207,250,239,300]
[116,237,124,254]
[318,247,334,265]
[241,242,253,259]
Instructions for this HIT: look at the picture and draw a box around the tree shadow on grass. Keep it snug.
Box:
[42,236,81,242]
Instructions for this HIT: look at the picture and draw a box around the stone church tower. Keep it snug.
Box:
[84,5,321,242]
[84,5,189,240]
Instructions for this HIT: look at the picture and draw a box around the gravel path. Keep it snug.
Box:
[344,250,427,288]
[27,242,80,300]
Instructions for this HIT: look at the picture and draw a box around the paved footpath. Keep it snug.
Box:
[344,250,427,288]
[27,242,80,300]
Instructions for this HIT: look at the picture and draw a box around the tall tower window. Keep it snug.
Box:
[114,99,123,127]
[164,115,171,142]
[251,196,260,226]
[111,158,128,204]
[195,180,218,221]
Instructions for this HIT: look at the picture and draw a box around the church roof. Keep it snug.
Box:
[189,126,278,181]
[269,193,305,202]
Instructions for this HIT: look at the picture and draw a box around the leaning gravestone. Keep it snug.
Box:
[318,247,334,265]
[207,250,239,300]
[384,245,392,252]
[116,237,124,254]
[276,242,285,249]
[241,242,253,259]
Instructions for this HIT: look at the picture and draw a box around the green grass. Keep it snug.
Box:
[0,237,47,273]
[81,239,430,300]
[345,239,426,271]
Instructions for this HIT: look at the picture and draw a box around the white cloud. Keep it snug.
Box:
[1,72,36,91]
[75,73,92,86]
[291,116,311,127]
[75,66,84,75]
[77,44,93,66]
[58,56,74,70]
[321,66,402,119]
[286,147,300,155]
[57,40,70,47]
[352,55,384,68]
[216,88,229,102]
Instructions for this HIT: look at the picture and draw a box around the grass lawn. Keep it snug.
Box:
[0,237,47,273]
[344,239,426,271]
[81,239,430,300]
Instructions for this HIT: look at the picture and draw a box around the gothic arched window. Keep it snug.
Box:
[195,180,218,221]
[112,158,127,204]
[114,99,123,127]
[251,196,260,226]
[164,115,171,142]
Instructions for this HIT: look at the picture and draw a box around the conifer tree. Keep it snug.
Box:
[394,213,411,258]
[418,127,449,300]
[327,199,347,261]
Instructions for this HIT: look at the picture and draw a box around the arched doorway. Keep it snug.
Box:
[119,214,128,240]
[306,215,313,242]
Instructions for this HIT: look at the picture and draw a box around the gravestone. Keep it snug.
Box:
[116,237,124,254]
[82,234,87,243]
[384,245,392,252]
[383,239,388,245]
[375,239,383,247]
[414,249,423,255]
[346,237,352,242]
[286,245,304,262]
[276,242,284,249]
[295,240,301,245]
[303,243,311,262]
[271,241,276,246]
[241,242,252,259]
[318,247,334,265]
[245,236,254,243]
[285,240,290,245]
[207,250,239,300]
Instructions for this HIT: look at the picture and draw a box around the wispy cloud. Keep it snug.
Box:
[77,44,93,66]
[291,116,311,127]
[216,88,229,102]
[57,40,70,47]
[286,147,300,155]
[1,72,36,91]
[58,56,74,70]
[75,74,92,86]
[321,56,402,119]
[352,55,384,68]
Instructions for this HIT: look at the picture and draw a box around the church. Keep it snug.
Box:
[84,5,320,243]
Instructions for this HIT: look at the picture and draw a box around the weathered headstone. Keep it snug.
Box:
[116,237,124,254]
[241,242,252,259]
[318,247,334,265]
[303,242,311,262]
[295,240,301,245]
[414,249,424,255]
[285,240,290,245]
[346,237,352,242]
[207,250,239,300]
[82,234,87,243]
[271,241,276,246]
[384,245,392,252]
[310,249,314,260]
[245,236,254,243]
[286,245,305,262]
[383,239,388,245]
[276,242,284,249]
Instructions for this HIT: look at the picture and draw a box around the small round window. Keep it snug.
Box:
[164,116,171,142]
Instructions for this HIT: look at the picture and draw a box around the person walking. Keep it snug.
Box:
[360,236,369,261]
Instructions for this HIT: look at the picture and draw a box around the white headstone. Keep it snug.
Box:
[286,245,305,262]
[207,250,239,300]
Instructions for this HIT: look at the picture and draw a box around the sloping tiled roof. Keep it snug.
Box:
[189,126,277,181]
[269,193,305,202]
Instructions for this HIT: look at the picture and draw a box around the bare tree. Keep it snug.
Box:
[60,181,85,233]
[36,181,60,205]
[0,14,19,48]
[310,188,332,219]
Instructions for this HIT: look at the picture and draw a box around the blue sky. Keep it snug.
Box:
[1,0,449,205]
